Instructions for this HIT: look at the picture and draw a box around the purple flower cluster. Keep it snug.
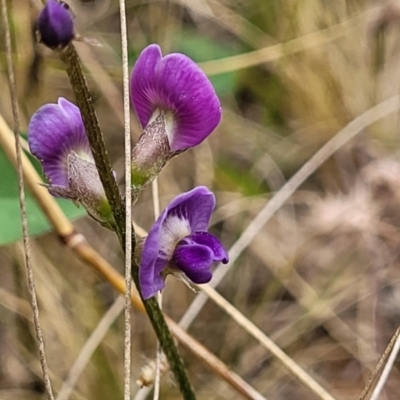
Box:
[29,34,226,296]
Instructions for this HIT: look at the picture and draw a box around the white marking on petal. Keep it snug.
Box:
[148,108,161,125]
[159,214,191,258]
[164,111,176,145]
[76,149,94,162]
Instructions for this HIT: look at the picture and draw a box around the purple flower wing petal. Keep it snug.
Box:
[173,243,214,284]
[130,44,221,151]
[139,209,169,299]
[165,186,215,232]
[130,45,162,129]
[140,256,168,300]
[28,98,89,186]
[157,53,221,151]
[190,231,229,263]
[38,0,74,48]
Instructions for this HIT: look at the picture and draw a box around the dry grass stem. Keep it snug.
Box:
[200,285,336,400]
[199,7,379,76]
[1,0,54,398]
[151,179,162,400]
[369,326,400,400]
[56,297,125,400]
[118,0,133,397]
[179,95,400,331]
[0,116,263,400]
[358,326,400,400]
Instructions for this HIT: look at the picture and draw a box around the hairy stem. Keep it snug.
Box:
[60,44,126,241]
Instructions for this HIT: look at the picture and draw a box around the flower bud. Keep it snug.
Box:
[37,0,74,49]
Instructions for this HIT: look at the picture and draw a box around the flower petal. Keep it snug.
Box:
[139,256,168,300]
[139,186,216,298]
[173,243,214,284]
[130,44,221,151]
[28,98,91,187]
[130,44,162,130]
[163,186,215,232]
[189,231,229,263]
[37,0,74,49]
[139,216,169,299]
[141,187,214,274]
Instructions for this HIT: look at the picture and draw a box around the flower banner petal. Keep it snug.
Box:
[130,44,221,151]
[28,98,89,186]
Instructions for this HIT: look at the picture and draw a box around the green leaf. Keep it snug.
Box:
[0,148,86,245]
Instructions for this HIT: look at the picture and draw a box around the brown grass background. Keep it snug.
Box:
[2,0,400,399]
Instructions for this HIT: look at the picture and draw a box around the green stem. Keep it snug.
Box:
[59,44,125,242]
[59,43,196,399]
[133,270,196,400]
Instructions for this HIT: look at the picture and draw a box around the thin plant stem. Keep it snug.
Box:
[179,95,400,331]
[153,308,162,400]
[358,326,400,400]
[59,43,196,400]
[1,1,55,399]
[118,0,132,397]
[59,44,126,241]
[152,178,162,400]
[56,297,125,400]
[369,326,400,400]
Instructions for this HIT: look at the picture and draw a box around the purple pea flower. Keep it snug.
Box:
[130,44,222,188]
[28,97,113,226]
[139,186,228,300]
[37,0,74,49]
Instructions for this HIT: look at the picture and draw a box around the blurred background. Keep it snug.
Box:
[1,0,400,398]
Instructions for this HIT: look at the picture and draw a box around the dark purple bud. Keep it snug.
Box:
[37,0,74,49]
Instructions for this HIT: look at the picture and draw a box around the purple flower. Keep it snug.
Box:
[139,186,228,299]
[130,44,222,188]
[28,98,113,226]
[37,0,74,49]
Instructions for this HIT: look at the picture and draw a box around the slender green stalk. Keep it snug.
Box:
[59,44,125,242]
[135,271,196,400]
[59,43,196,399]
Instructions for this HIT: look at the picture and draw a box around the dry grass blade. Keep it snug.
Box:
[179,95,400,332]
[369,326,400,400]
[0,116,264,400]
[1,1,54,399]
[198,7,379,76]
[358,326,400,400]
[151,178,162,400]
[56,297,125,400]
[118,0,133,397]
[200,285,336,400]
